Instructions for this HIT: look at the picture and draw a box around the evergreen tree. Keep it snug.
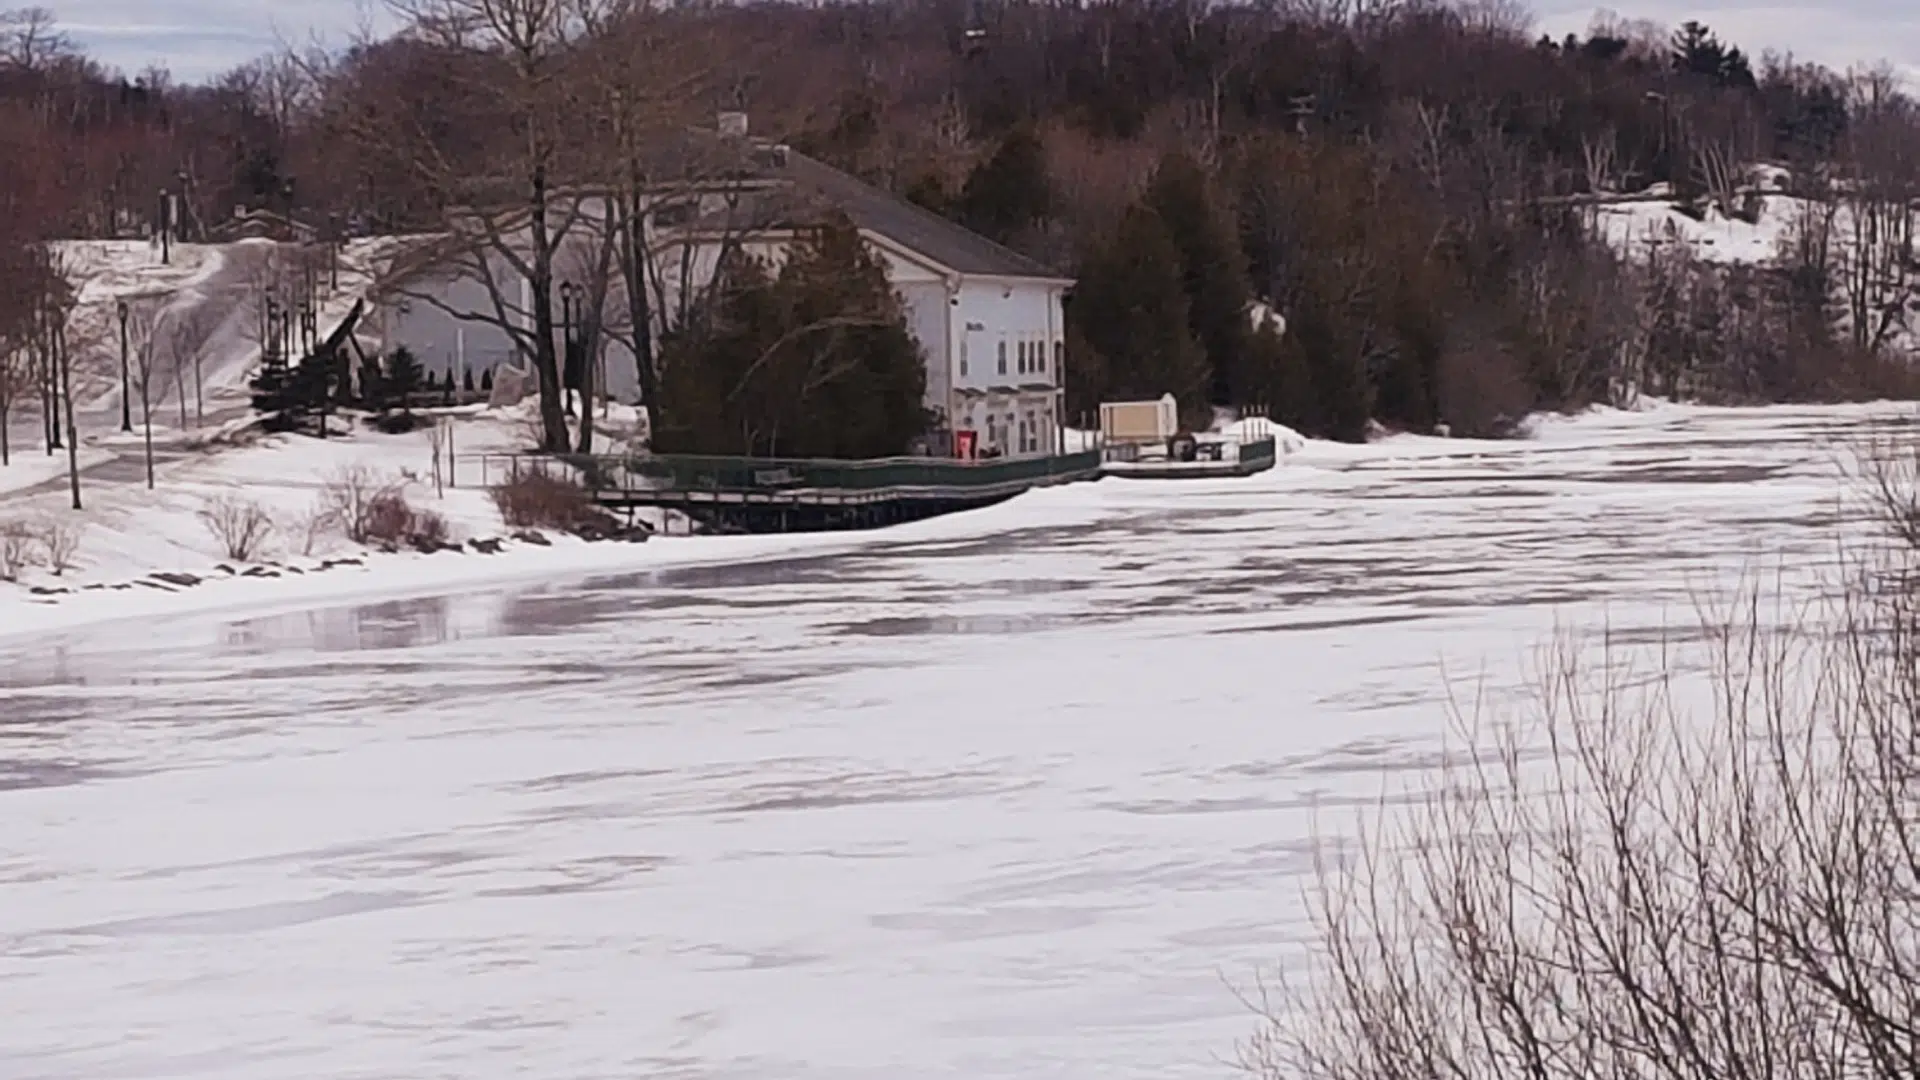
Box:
[480,367,494,393]
[463,366,476,394]
[248,351,299,432]
[959,126,1052,246]
[1065,203,1209,421]
[1285,284,1373,442]
[1144,151,1255,406]
[655,214,930,458]
[1672,21,1755,90]
[385,346,424,417]
[357,353,385,411]
[905,173,954,216]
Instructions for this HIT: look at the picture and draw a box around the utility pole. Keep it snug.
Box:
[117,300,132,432]
[57,319,80,510]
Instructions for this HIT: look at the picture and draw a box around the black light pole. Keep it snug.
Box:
[157,187,169,265]
[327,212,341,292]
[559,282,577,418]
[117,299,132,432]
[262,293,275,363]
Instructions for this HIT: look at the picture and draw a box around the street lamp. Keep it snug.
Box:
[327,212,341,292]
[116,299,132,432]
[559,281,579,418]
[156,185,170,265]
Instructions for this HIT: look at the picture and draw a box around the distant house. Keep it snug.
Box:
[206,206,318,245]
[370,114,1074,459]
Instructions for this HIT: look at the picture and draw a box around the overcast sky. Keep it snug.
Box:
[47,0,1920,85]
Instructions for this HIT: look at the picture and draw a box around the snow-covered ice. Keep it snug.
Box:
[0,402,1908,1079]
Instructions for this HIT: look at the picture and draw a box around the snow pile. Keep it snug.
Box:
[1215,415,1306,453]
[1594,195,1799,266]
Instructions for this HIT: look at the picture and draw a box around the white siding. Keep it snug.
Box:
[949,279,1065,459]
[896,279,952,427]
[376,209,1068,459]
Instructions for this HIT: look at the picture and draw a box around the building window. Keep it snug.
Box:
[997,340,1008,376]
[1054,340,1064,377]
[960,341,968,378]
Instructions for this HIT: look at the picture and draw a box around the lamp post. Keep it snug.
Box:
[327,212,341,292]
[559,281,578,418]
[116,299,132,432]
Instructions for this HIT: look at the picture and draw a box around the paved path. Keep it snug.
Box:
[2,244,354,505]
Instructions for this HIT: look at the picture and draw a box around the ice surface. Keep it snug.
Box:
[0,402,1910,1079]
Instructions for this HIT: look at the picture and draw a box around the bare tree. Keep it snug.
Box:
[1836,67,1919,356]
[0,346,19,466]
[198,496,274,561]
[34,514,79,574]
[123,298,161,488]
[343,0,632,453]
[1248,448,1920,1080]
[0,7,72,71]
[164,304,217,427]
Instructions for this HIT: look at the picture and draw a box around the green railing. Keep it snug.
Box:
[520,448,1103,497]
[1238,436,1278,473]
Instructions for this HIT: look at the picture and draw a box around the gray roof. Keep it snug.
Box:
[777,152,1064,281]
[664,131,1065,282]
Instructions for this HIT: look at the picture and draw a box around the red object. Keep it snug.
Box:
[955,430,977,460]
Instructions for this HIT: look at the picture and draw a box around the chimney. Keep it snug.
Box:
[717,111,748,138]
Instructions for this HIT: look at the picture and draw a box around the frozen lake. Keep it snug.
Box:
[0,404,1902,1079]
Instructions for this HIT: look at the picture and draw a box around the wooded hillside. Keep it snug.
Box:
[0,0,1914,441]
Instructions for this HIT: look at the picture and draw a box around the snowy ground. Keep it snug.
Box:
[0,401,1909,1080]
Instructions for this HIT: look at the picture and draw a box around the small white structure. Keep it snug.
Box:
[1101,394,1180,445]
[373,116,1074,460]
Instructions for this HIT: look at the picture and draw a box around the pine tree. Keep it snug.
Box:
[480,367,494,393]
[386,346,424,417]
[655,214,930,458]
[959,126,1052,246]
[463,366,476,394]
[1145,151,1255,406]
[248,351,298,432]
[357,353,385,411]
[1065,203,1209,421]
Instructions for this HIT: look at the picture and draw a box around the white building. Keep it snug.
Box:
[371,117,1073,460]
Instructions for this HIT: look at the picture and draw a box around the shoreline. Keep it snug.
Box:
[0,484,1124,647]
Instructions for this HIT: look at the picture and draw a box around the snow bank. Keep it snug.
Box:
[1594,195,1798,266]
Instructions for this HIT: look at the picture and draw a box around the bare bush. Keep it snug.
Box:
[490,470,606,533]
[1248,458,1920,1080]
[361,491,415,546]
[35,516,81,576]
[197,496,275,562]
[361,490,451,550]
[320,465,407,545]
[411,507,450,548]
[294,501,339,558]
[0,520,34,581]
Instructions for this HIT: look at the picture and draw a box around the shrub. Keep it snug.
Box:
[411,508,450,548]
[369,411,430,435]
[361,492,417,546]
[294,499,339,557]
[490,470,605,533]
[361,490,452,550]
[0,521,35,582]
[35,517,82,576]
[321,465,406,544]
[1247,444,1920,1080]
[197,496,275,561]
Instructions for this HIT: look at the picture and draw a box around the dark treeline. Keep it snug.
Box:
[0,0,1914,444]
